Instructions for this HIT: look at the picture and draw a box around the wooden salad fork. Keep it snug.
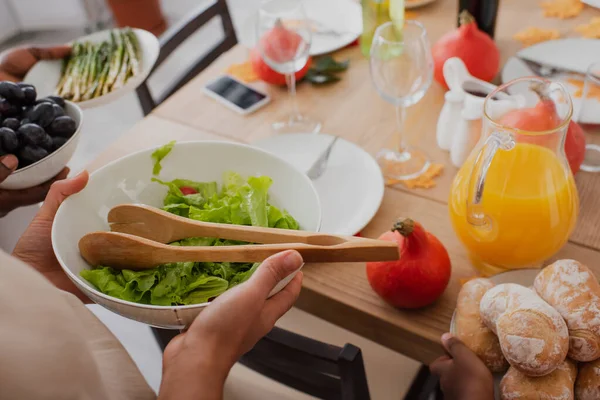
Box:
[78,204,399,269]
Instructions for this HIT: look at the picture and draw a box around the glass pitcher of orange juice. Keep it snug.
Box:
[449,77,579,276]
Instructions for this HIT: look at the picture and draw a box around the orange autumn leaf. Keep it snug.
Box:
[575,17,600,38]
[385,163,444,189]
[567,78,600,100]
[225,61,259,83]
[513,27,560,46]
[540,0,584,19]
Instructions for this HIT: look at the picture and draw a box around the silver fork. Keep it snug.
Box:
[517,56,584,78]
[306,136,340,180]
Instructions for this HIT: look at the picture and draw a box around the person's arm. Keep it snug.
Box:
[430,333,495,400]
[0,46,70,81]
[13,170,91,303]
[158,250,304,399]
[13,169,303,398]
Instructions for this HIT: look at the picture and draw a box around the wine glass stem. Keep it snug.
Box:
[286,73,301,123]
[395,104,407,153]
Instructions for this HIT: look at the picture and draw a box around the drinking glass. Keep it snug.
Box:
[256,0,321,134]
[576,62,600,173]
[370,20,434,180]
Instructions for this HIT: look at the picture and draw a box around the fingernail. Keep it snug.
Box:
[1,155,18,171]
[441,332,453,343]
[281,250,303,272]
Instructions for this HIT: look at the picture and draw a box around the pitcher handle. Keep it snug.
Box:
[466,131,515,228]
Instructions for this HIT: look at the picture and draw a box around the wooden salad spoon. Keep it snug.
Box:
[78,204,399,269]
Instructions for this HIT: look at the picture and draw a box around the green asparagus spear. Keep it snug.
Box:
[96,32,117,96]
[128,28,141,60]
[60,43,84,100]
[73,42,92,102]
[113,50,130,90]
[56,42,81,97]
[103,30,124,95]
[83,42,108,100]
[85,43,100,93]
[123,28,140,77]
[56,56,72,95]
[93,55,111,99]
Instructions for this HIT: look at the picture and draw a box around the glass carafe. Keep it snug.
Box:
[449,77,579,276]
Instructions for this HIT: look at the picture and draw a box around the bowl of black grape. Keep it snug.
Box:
[0,81,82,189]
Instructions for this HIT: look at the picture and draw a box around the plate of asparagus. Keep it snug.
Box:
[24,27,159,109]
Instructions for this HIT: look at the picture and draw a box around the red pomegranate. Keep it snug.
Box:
[250,19,311,86]
[432,11,500,89]
[249,48,310,86]
[366,219,451,309]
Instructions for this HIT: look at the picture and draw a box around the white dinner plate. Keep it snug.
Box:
[254,133,384,236]
[405,0,437,9]
[240,0,362,56]
[501,39,600,124]
[583,0,600,8]
[24,28,159,109]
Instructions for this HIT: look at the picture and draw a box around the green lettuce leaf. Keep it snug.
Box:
[244,176,272,227]
[82,263,229,306]
[81,170,300,306]
[151,141,176,175]
[229,263,260,287]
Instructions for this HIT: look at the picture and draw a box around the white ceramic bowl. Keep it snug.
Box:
[24,28,159,109]
[0,101,83,190]
[52,141,322,328]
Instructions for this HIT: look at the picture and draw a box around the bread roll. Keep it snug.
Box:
[576,358,600,400]
[534,260,600,362]
[500,359,577,400]
[455,278,508,372]
[480,283,569,376]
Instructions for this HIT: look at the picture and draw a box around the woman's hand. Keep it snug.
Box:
[159,250,304,400]
[13,170,90,302]
[0,155,70,217]
[0,45,71,81]
[430,333,495,400]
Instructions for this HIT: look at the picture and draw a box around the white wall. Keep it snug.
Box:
[7,0,87,30]
[0,0,20,41]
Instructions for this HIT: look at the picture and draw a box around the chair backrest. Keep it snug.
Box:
[239,326,371,400]
[136,0,237,116]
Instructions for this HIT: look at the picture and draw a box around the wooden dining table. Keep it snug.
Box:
[86,0,600,365]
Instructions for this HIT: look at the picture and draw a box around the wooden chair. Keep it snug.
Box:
[152,326,371,400]
[239,326,371,400]
[403,365,443,400]
[136,0,237,116]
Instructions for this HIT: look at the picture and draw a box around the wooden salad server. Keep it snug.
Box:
[78,204,399,269]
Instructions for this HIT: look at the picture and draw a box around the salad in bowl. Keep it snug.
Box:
[52,141,321,327]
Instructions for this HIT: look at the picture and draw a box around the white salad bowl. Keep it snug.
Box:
[0,101,83,190]
[52,141,321,328]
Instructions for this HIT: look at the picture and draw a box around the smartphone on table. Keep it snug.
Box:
[203,75,270,115]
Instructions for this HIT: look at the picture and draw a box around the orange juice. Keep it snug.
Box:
[449,143,578,274]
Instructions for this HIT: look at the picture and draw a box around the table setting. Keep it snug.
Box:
[5,0,600,396]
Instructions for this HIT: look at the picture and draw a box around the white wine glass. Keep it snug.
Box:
[256,0,321,134]
[370,20,434,180]
[577,61,600,173]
